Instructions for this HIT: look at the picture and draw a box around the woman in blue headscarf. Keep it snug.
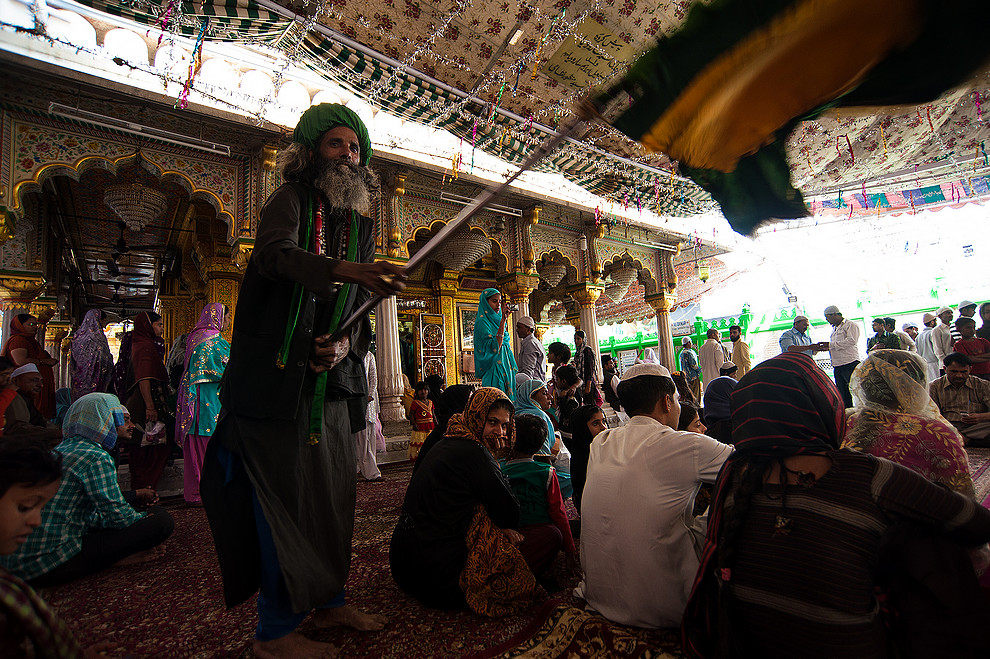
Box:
[474,289,517,400]
[514,378,555,455]
[0,393,174,586]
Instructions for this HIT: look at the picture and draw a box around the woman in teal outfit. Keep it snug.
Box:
[473,289,517,401]
[176,304,230,505]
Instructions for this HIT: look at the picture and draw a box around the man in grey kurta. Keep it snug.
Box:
[201,104,405,658]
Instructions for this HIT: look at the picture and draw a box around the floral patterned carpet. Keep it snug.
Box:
[40,461,681,658]
[37,450,990,657]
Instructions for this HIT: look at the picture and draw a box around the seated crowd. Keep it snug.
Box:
[3,304,990,658]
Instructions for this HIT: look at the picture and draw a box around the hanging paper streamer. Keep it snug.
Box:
[531,9,564,81]
[156,0,180,45]
[653,177,660,209]
[471,118,477,173]
[176,18,209,109]
[498,127,508,148]
[595,206,601,225]
[844,135,854,164]
[926,107,934,133]
[524,114,534,132]
[976,91,984,123]
[880,122,887,159]
[908,190,915,214]
[861,181,868,209]
[982,141,988,166]
[513,63,523,94]
[489,82,505,125]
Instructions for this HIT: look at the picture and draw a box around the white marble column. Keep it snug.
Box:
[648,294,677,373]
[570,286,603,385]
[376,295,406,422]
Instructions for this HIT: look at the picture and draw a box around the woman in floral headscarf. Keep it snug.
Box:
[473,289,518,401]
[390,387,544,616]
[842,349,974,496]
[175,304,230,505]
[2,314,57,419]
[69,309,114,401]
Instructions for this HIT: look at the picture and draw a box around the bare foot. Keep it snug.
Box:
[253,632,337,659]
[113,547,160,567]
[313,605,387,631]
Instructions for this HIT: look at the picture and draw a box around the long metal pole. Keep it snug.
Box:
[332,117,586,340]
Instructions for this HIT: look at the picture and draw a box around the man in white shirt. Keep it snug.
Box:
[819,305,861,408]
[699,329,725,392]
[575,363,733,629]
[915,313,940,381]
[932,306,955,374]
[515,315,546,382]
[885,317,916,352]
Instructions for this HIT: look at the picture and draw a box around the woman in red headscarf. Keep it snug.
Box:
[123,312,174,491]
[2,314,57,419]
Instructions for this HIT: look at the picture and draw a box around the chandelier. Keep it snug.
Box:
[431,228,491,271]
[104,183,168,232]
[608,265,639,300]
[547,305,566,323]
[538,260,566,287]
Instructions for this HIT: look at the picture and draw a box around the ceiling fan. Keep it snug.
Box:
[110,222,130,262]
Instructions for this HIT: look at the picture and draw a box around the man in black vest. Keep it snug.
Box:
[201,104,405,659]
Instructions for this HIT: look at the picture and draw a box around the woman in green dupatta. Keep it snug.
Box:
[473,289,518,401]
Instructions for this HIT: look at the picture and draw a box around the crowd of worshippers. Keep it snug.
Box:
[0,305,232,655]
[2,290,990,656]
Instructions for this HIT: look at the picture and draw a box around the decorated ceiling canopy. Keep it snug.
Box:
[62,0,990,228]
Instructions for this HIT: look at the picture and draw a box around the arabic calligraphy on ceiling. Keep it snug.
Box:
[542,19,635,90]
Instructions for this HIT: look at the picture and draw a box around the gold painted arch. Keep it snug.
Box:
[601,251,659,296]
[10,151,236,240]
[404,219,509,274]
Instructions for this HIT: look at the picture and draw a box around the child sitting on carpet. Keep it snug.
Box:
[501,414,578,586]
[0,438,112,657]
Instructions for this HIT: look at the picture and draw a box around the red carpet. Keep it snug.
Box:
[38,462,592,657]
[38,450,990,657]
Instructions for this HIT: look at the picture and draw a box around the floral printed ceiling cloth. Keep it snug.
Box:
[75,0,990,226]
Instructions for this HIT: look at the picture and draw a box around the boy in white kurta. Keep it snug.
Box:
[574,363,732,628]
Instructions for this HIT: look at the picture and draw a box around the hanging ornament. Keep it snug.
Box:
[175,17,209,109]
[880,122,888,159]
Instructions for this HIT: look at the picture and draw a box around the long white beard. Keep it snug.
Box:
[313,160,373,210]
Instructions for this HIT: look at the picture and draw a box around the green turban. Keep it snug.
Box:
[292,103,373,166]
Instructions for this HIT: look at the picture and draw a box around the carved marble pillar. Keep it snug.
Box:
[432,269,461,384]
[499,272,539,355]
[202,257,244,342]
[0,272,46,347]
[45,322,69,387]
[647,292,678,373]
[520,206,540,275]
[386,174,405,258]
[376,294,406,421]
[59,333,72,389]
[569,284,604,384]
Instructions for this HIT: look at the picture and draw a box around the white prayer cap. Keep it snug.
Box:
[516,316,535,329]
[936,306,953,316]
[620,362,671,382]
[680,336,692,346]
[11,363,39,377]
[823,305,841,315]
[958,299,976,310]
[922,312,936,323]
[901,321,918,331]
[794,315,809,323]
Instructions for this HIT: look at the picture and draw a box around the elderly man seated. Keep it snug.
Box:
[3,364,61,447]
[928,352,990,446]
[574,363,733,628]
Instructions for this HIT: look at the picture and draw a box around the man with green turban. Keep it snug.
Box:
[202,103,406,658]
